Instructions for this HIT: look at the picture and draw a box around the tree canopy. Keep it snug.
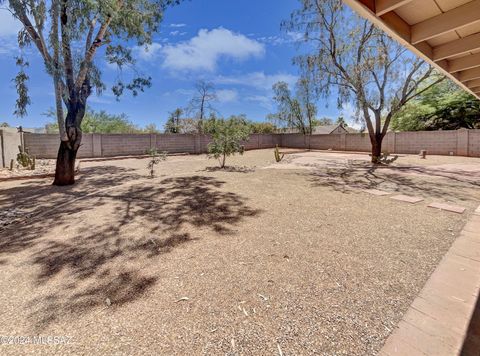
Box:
[284,0,442,162]
[5,0,181,184]
[392,80,480,131]
[269,76,317,135]
[207,117,251,168]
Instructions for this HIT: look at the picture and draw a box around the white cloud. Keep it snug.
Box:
[215,72,298,91]
[170,23,186,28]
[162,28,265,72]
[0,10,21,54]
[133,42,163,61]
[245,95,274,110]
[216,89,238,103]
[170,31,180,36]
[0,10,21,37]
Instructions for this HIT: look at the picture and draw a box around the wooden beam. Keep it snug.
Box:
[467,78,480,88]
[433,33,480,61]
[469,86,480,92]
[449,53,480,73]
[411,0,480,44]
[375,0,413,16]
[459,67,480,82]
[342,0,480,101]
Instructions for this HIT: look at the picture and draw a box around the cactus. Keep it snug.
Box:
[274,145,285,162]
[17,145,36,170]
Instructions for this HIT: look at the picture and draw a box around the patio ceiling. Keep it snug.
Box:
[343,0,480,99]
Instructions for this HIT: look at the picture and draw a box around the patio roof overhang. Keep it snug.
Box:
[343,0,480,99]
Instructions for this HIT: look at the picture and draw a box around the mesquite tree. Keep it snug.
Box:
[284,0,445,163]
[4,0,180,185]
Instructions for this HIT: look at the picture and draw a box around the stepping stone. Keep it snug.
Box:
[363,189,391,196]
[391,195,424,204]
[428,202,466,214]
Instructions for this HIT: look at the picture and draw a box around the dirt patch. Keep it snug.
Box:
[0,149,477,355]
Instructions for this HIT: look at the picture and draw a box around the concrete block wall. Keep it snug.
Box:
[469,130,480,157]
[21,130,480,160]
[0,129,21,168]
[309,134,342,150]
[395,131,457,155]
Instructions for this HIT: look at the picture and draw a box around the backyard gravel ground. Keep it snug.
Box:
[0,149,479,355]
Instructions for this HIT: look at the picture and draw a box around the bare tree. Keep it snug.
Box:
[284,0,445,162]
[188,80,217,133]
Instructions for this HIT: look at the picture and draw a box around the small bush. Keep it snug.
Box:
[146,148,167,178]
[207,118,251,168]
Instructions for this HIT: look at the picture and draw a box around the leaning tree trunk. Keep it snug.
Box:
[53,105,85,186]
[370,133,384,164]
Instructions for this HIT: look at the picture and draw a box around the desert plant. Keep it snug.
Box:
[379,152,398,165]
[146,148,167,178]
[9,159,14,171]
[274,145,285,162]
[207,118,251,168]
[17,145,35,170]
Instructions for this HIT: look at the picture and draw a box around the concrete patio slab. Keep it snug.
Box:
[380,212,480,355]
[390,195,424,204]
[428,202,466,214]
[363,189,391,196]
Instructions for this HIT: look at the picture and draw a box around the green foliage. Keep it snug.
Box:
[7,0,182,129]
[146,148,167,178]
[45,109,145,133]
[392,80,480,131]
[274,145,285,162]
[336,116,348,127]
[144,123,160,133]
[164,108,184,133]
[249,121,277,134]
[17,145,35,170]
[207,117,251,168]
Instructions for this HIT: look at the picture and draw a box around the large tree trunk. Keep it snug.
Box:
[53,141,78,185]
[370,133,384,164]
[53,104,85,186]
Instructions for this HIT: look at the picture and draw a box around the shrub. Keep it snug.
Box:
[207,118,251,168]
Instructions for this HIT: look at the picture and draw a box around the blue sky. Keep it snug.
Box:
[0,0,350,130]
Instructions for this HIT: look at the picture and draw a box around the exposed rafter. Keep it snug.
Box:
[411,0,480,44]
[459,67,480,82]
[343,0,480,100]
[467,78,480,88]
[433,33,480,61]
[375,0,413,16]
[449,53,480,73]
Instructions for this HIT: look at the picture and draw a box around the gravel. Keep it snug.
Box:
[0,149,477,355]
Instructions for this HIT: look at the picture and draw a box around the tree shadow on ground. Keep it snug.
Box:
[0,169,261,330]
[202,166,256,173]
[305,163,480,202]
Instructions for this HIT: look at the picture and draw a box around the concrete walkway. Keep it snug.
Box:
[380,206,480,355]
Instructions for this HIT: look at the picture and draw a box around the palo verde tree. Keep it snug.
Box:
[5,0,181,185]
[284,0,444,163]
[207,117,251,169]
